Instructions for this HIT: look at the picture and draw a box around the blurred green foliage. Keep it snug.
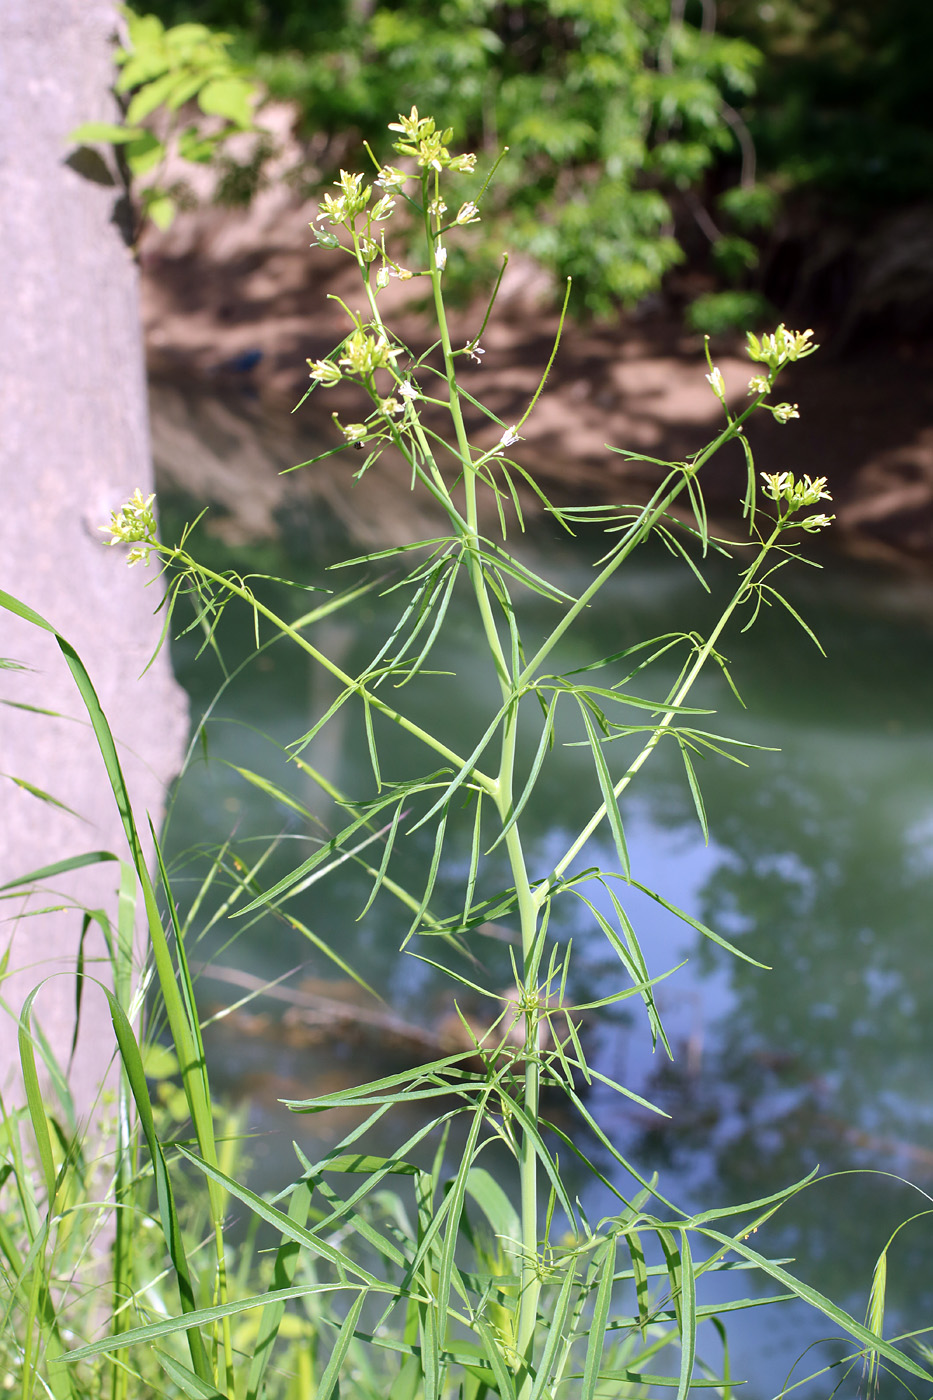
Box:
[719,0,933,211]
[137,0,931,320]
[141,0,770,316]
[686,287,773,335]
[72,8,256,229]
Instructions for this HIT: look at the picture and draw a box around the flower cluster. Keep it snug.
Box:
[761,471,834,530]
[317,169,373,228]
[375,165,409,193]
[746,325,817,372]
[307,357,342,386]
[761,472,830,508]
[388,106,477,174]
[705,366,726,401]
[308,329,400,389]
[339,329,398,377]
[99,490,158,566]
[771,402,800,425]
[309,113,482,297]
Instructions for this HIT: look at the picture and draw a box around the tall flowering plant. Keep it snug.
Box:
[7,110,926,1400]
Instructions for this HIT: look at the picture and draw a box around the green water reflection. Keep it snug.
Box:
[163,502,933,1396]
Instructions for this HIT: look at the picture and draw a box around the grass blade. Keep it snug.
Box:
[0,851,118,891]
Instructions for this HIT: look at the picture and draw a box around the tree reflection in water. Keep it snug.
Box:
[165,502,933,1389]
[594,574,933,1351]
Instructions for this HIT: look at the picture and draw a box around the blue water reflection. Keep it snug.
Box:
[164,505,933,1397]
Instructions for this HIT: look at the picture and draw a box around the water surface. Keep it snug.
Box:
[162,495,933,1396]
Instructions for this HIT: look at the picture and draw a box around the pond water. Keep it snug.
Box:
[161,487,933,1399]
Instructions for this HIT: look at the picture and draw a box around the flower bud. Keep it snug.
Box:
[307,358,342,386]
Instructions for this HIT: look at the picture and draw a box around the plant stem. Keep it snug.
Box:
[173,553,498,794]
[518,406,763,690]
[425,199,512,690]
[543,525,782,894]
[422,205,545,1391]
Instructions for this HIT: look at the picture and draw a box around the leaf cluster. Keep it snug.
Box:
[70,7,258,231]
[719,0,933,209]
[140,0,772,315]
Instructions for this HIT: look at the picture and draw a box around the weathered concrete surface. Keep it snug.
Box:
[0,1,188,1109]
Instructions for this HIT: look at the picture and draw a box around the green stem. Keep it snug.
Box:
[355,228,477,535]
[518,405,763,691]
[421,198,544,1391]
[425,193,512,690]
[542,525,782,895]
[173,553,498,795]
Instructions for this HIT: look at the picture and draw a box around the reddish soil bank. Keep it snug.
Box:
[141,192,933,568]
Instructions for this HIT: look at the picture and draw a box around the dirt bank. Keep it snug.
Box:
[141,179,933,568]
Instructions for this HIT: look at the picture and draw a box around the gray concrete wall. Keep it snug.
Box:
[0,1,188,1111]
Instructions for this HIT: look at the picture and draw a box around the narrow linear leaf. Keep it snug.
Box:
[677,739,709,843]
[760,584,826,654]
[245,1179,313,1400]
[175,1146,390,1288]
[17,988,57,1203]
[579,704,630,878]
[1,773,84,820]
[530,1257,578,1400]
[403,806,448,942]
[0,851,118,892]
[582,1237,616,1400]
[626,877,771,970]
[358,799,403,919]
[316,1292,368,1400]
[488,691,559,855]
[674,1231,697,1400]
[698,1227,933,1383]
[67,1283,367,1362]
[153,1351,227,1400]
[462,789,484,925]
[476,1317,518,1400]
